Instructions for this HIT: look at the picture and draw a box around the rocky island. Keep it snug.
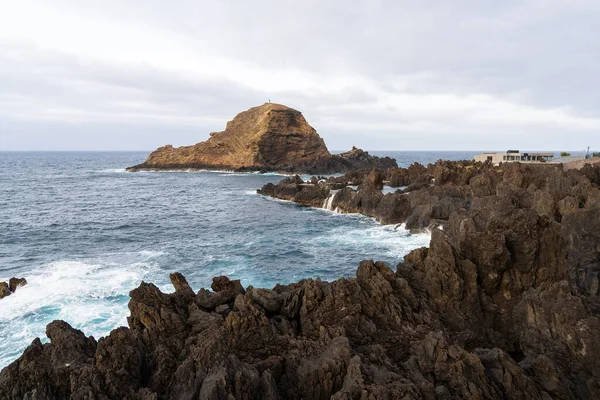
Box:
[126,103,397,174]
[2,160,600,399]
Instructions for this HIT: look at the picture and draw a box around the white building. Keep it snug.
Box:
[474,150,554,166]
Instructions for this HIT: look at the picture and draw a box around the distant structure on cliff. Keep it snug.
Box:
[475,149,600,170]
[474,150,554,166]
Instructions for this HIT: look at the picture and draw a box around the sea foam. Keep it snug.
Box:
[0,251,165,369]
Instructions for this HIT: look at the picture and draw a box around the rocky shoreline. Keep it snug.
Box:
[258,160,488,231]
[2,160,600,399]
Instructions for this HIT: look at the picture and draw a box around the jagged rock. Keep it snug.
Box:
[248,287,282,313]
[358,169,384,192]
[333,147,396,173]
[586,187,600,207]
[71,327,148,399]
[196,289,235,310]
[197,355,261,400]
[387,163,429,187]
[0,321,97,399]
[170,272,194,295]
[0,277,28,300]
[126,104,396,174]
[296,337,351,399]
[558,195,579,217]
[256,176,331,208]
[3,254,600,399]
[534,189,556,217]
[260,161,600,236]
[8,277,27,293]
[561,204,600,296]
[211,276,245,296]
[0,282,10,299]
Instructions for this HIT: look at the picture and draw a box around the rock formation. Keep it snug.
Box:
[2,161,600,398]
[126,104,396,174]
[0,277,27,299]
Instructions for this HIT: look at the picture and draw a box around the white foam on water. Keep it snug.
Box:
[134,169,291,177]
[256,195,297,205]
[249,171,290,177]
[321,189,339,211]
[0,251,165,369]
[308,223,431,260]
[382,185,404,194]
[97,168,126,173]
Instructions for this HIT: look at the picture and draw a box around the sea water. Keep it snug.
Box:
[0,150,477,369]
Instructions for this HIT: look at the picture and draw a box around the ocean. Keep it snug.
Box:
[0,150,477,369]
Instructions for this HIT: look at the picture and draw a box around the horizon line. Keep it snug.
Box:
[0,149,588,153]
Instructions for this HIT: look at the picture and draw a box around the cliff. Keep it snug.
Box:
[126,103,396,174]
[2,161,600,399]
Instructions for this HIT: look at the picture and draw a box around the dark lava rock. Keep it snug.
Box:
[256,176,331,208]
[0,282,11,299]
[0,277,28,299]
[358,169,384,192]
[8,277,27,293]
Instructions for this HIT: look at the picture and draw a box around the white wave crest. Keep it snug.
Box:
[0,251,166,369]
[308,224,431,260]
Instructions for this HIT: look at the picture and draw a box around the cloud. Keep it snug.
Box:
[0,0,598,151]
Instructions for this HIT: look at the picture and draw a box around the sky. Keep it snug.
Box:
[0,0,599,151]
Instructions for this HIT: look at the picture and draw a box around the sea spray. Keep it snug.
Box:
[0,252,166,369]
[322,189,340,211]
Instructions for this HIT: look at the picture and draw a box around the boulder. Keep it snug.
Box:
[358,169,384,192]
[0,277,28,299]
[211,276,245,296]
[0,282,11,299]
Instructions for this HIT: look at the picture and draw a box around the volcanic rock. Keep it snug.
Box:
[8,277,27,293]
[0,282,10,299]
[0,277,27,299]
[126,104,396,174]
[3,247,598,399]
[3,160,600,399]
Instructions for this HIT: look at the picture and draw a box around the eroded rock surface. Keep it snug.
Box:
[126,104,396,174]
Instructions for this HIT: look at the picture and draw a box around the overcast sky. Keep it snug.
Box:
[0,0,599,151]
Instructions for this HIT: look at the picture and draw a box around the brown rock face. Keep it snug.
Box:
[128,103,328,172]
[0,277,27,299]
[0,282,10,299]
[126,104,396,174]
[8,277,27,293]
